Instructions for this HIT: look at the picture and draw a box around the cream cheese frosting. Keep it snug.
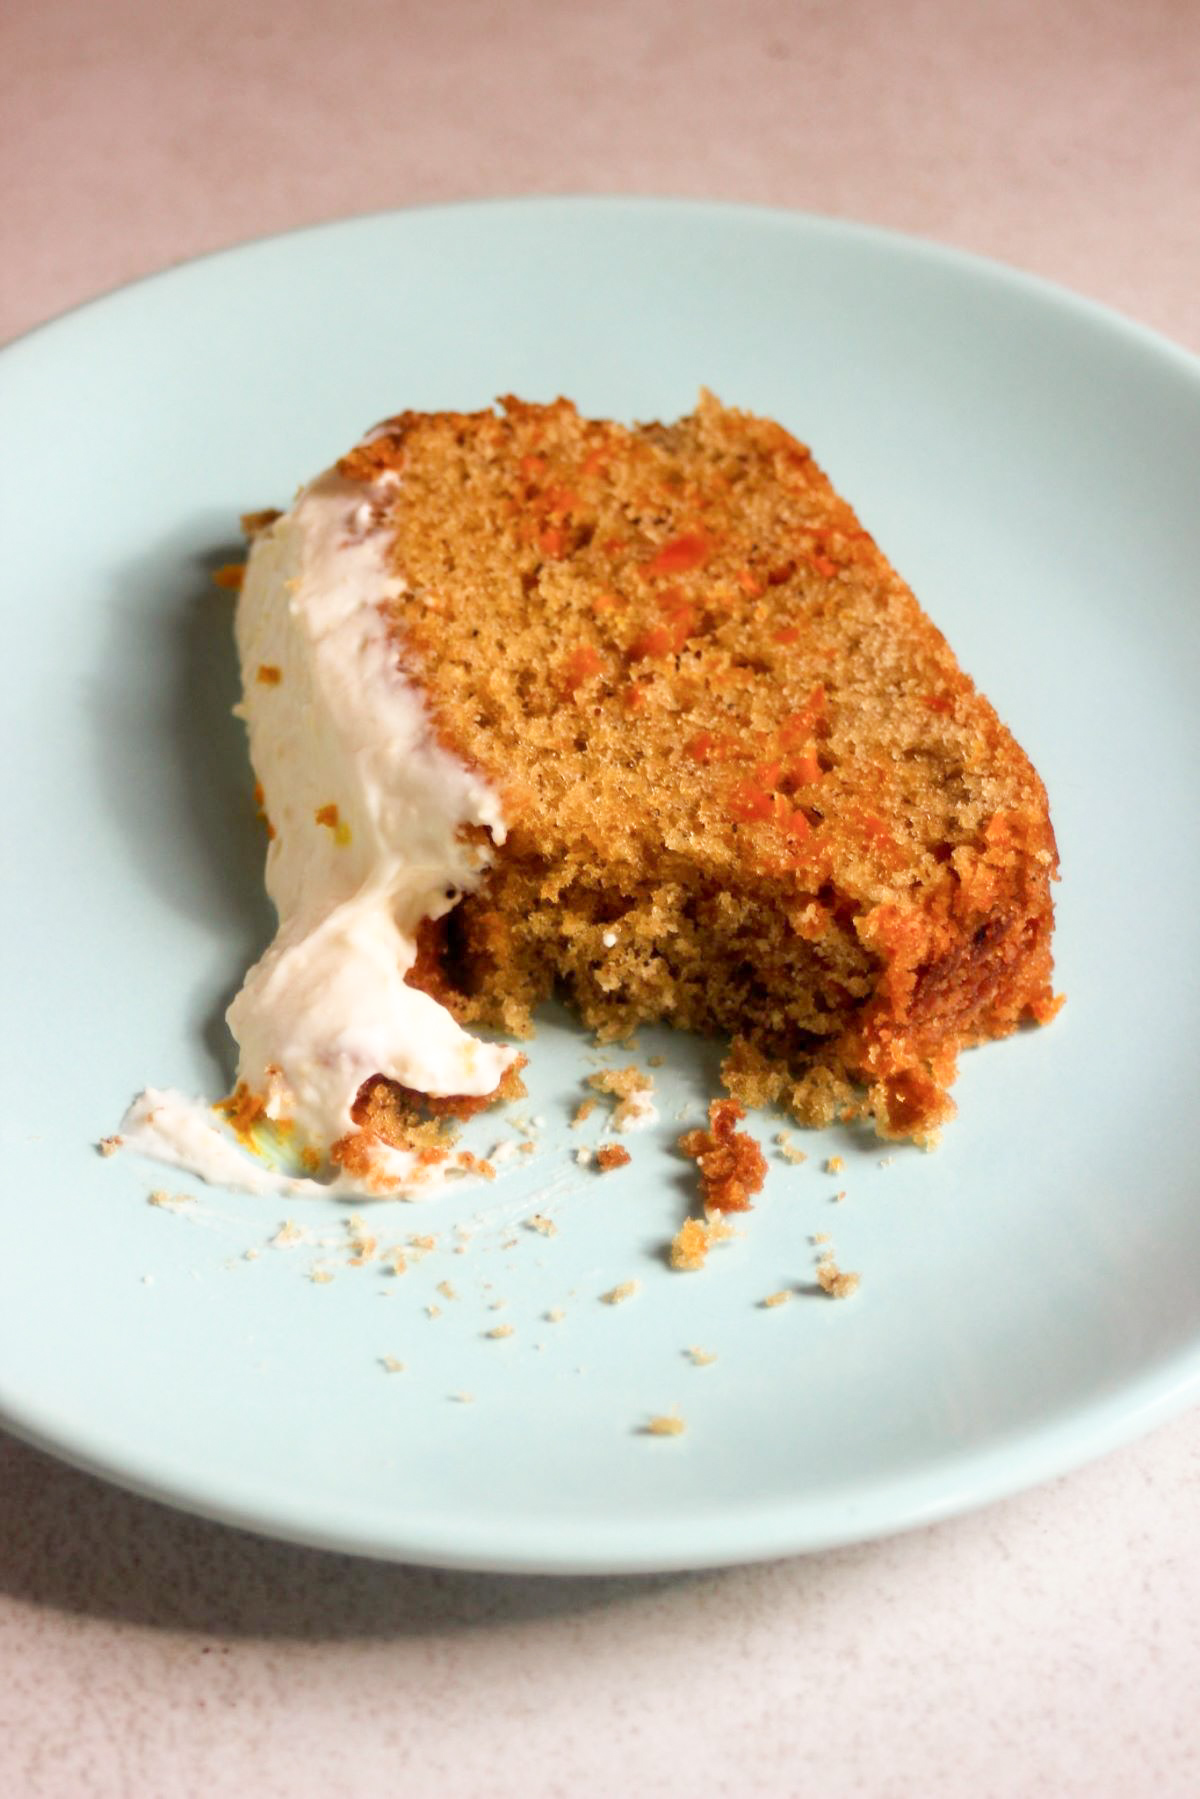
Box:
[120,457,518,1196]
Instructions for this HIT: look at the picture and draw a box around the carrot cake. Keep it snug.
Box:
[126,393,1060,1194]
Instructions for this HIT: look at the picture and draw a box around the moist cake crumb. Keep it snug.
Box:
[668,1214,737,1271]
[436,1280,459,1301]
[775,1131,808,1165]
[486,1323,515,1340]
[602,1279,640,1305]
[816,1256,861,1299]
[595,1143,632,1172]
[762,1289,792,1309]
[825,1155,845,1173]
[646,1411,686,1437]
[346,1215,378,1264]
[572,1097,597,1127]
[526,1213,557,1236]
[98,1135,123,1157]
[147,1189,194,1210]
[589,1067,657,1131]
[680,1099,768,1212]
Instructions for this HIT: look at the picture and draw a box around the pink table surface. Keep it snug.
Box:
[3,1,1199,1794]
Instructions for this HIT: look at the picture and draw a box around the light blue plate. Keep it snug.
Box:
[3,199,1199,1574]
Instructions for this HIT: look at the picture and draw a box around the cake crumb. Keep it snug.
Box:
[762,1289,792,1309]
[602,1279,640,1306]
[98,1135,123,1157]
[645,1411,686,1437]
[519,1141,536,1156]
[244,1248,259,1262]
[572,1097,597,1127]
[680,1099,768,1213]
[648,1055,666,1068]
[775,1131,807,1166]
[526,1213,557,1237]
[816,1258,861,1299]
[148,1189,193,1210]
[668,1214,735,1271]
[825,1155,845,1174]
[834,1189,847,1204]
[878,1156,895,1168]
[384,1247,408,1275]
[546,1306,566,1323]
[686,1347,717,1366]
[436,1280,459,1302]
[812,1231,831,1245]
[575,1145,594,1167]
[670,1217,710,1271]
[346,1215,377,1264]
[487,1324,515,1340]
[426,1302,443,1319]
[379,1355,406,1373]
[595,1143,632,1172]
[589,1066,658,1131]
[309,1268,334,1285]
[270,1219,305,1249]
[452,1391,475,1404]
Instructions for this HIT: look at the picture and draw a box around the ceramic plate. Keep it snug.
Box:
[3,199,1199,1574]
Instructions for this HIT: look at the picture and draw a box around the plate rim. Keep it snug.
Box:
[4,191,1198,381]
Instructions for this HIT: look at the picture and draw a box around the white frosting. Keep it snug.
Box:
[119,457,517,1197]
[118,1089,454,1200]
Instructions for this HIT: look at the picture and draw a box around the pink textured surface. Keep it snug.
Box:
[3,1,1200,1794]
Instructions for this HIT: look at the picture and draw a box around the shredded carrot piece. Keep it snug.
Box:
[643,531,711,577]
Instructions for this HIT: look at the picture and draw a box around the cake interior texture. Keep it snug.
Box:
[317,393,1059,1148]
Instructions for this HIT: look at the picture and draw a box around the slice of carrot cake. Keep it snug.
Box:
[202,393,1059,1189]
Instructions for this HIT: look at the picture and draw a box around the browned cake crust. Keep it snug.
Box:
[340,393,1060,1144]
